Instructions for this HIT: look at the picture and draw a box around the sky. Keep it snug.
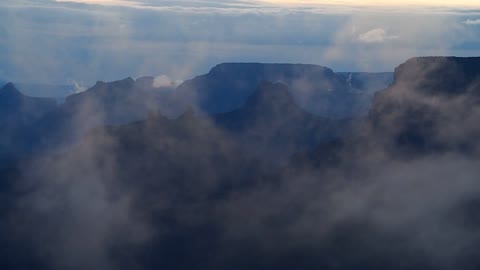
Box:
[1,0,480,85]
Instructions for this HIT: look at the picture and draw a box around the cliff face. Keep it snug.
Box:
[368,57,480,156]
[392,57,480,96]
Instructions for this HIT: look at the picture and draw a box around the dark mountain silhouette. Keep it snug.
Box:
[175,63,392,118]
[391,57,480,96]
[368,56,480,157]
[65,77,156,125]
[213,82,347,160]
[3,58,480,270]
[7,77,175,160]
[287,58,480,270]
[0,77,172,167]
[18,74,352,163]
[0,83,57,165]
[0,60,450,270]
[295,57,480,167]
[0,83,57,122]
[62,76,179,125]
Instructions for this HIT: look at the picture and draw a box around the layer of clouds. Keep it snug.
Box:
[322,14,473,71]
[56,0,142,7]
[464,18,480,25]
[45,0,480,14]
[0,0,479,86]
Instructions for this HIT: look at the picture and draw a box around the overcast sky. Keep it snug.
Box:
[1,0,480,85]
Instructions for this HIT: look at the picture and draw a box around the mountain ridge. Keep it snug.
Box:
[2,57,480,270]
[175,63,393,118]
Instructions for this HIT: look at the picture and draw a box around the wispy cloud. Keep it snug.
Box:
[55,0,142,7]
[464,18,480,25]
[258,0,480,7]
[358,28,399,43]
[0,0,477,84]
[47,0,480,14]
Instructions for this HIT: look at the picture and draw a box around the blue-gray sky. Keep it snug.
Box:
[1,0,480,85]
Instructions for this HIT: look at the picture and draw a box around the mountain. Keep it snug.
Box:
[368,57,480,157]
[63,77,173,126]
[0,83,57,122]
[0,77,170,167]
[391,57,480,96]
[0,64,459,270]
[0,72,353,167]
[0,82,347,270]
[2,58,480,270]
[175,63,392,118]
[77,81,346,165]
[213,82,347,160]
[295,57,480,167]
[0,83,57,165]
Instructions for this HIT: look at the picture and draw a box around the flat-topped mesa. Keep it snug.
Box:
[208,63,337,78]
[176,63,363,117]
[174,62,393,118]
[371,57,480,120]
[392,57,480,96]
[92,77,135,91]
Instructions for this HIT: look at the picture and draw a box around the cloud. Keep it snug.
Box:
[55,0,143,8]
[358,28,399,43]
[152,74,182,88]
[464,19,480,25]
[72,80,88,93]
[40,0,480,16]
[0,0,478,86]
[51,0,267,14]
[259,0,480,7]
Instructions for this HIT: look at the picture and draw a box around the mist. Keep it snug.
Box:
[1,1,480,270]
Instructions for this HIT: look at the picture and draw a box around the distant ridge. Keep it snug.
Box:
[176,63,393,118]
[0,82,57,117]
